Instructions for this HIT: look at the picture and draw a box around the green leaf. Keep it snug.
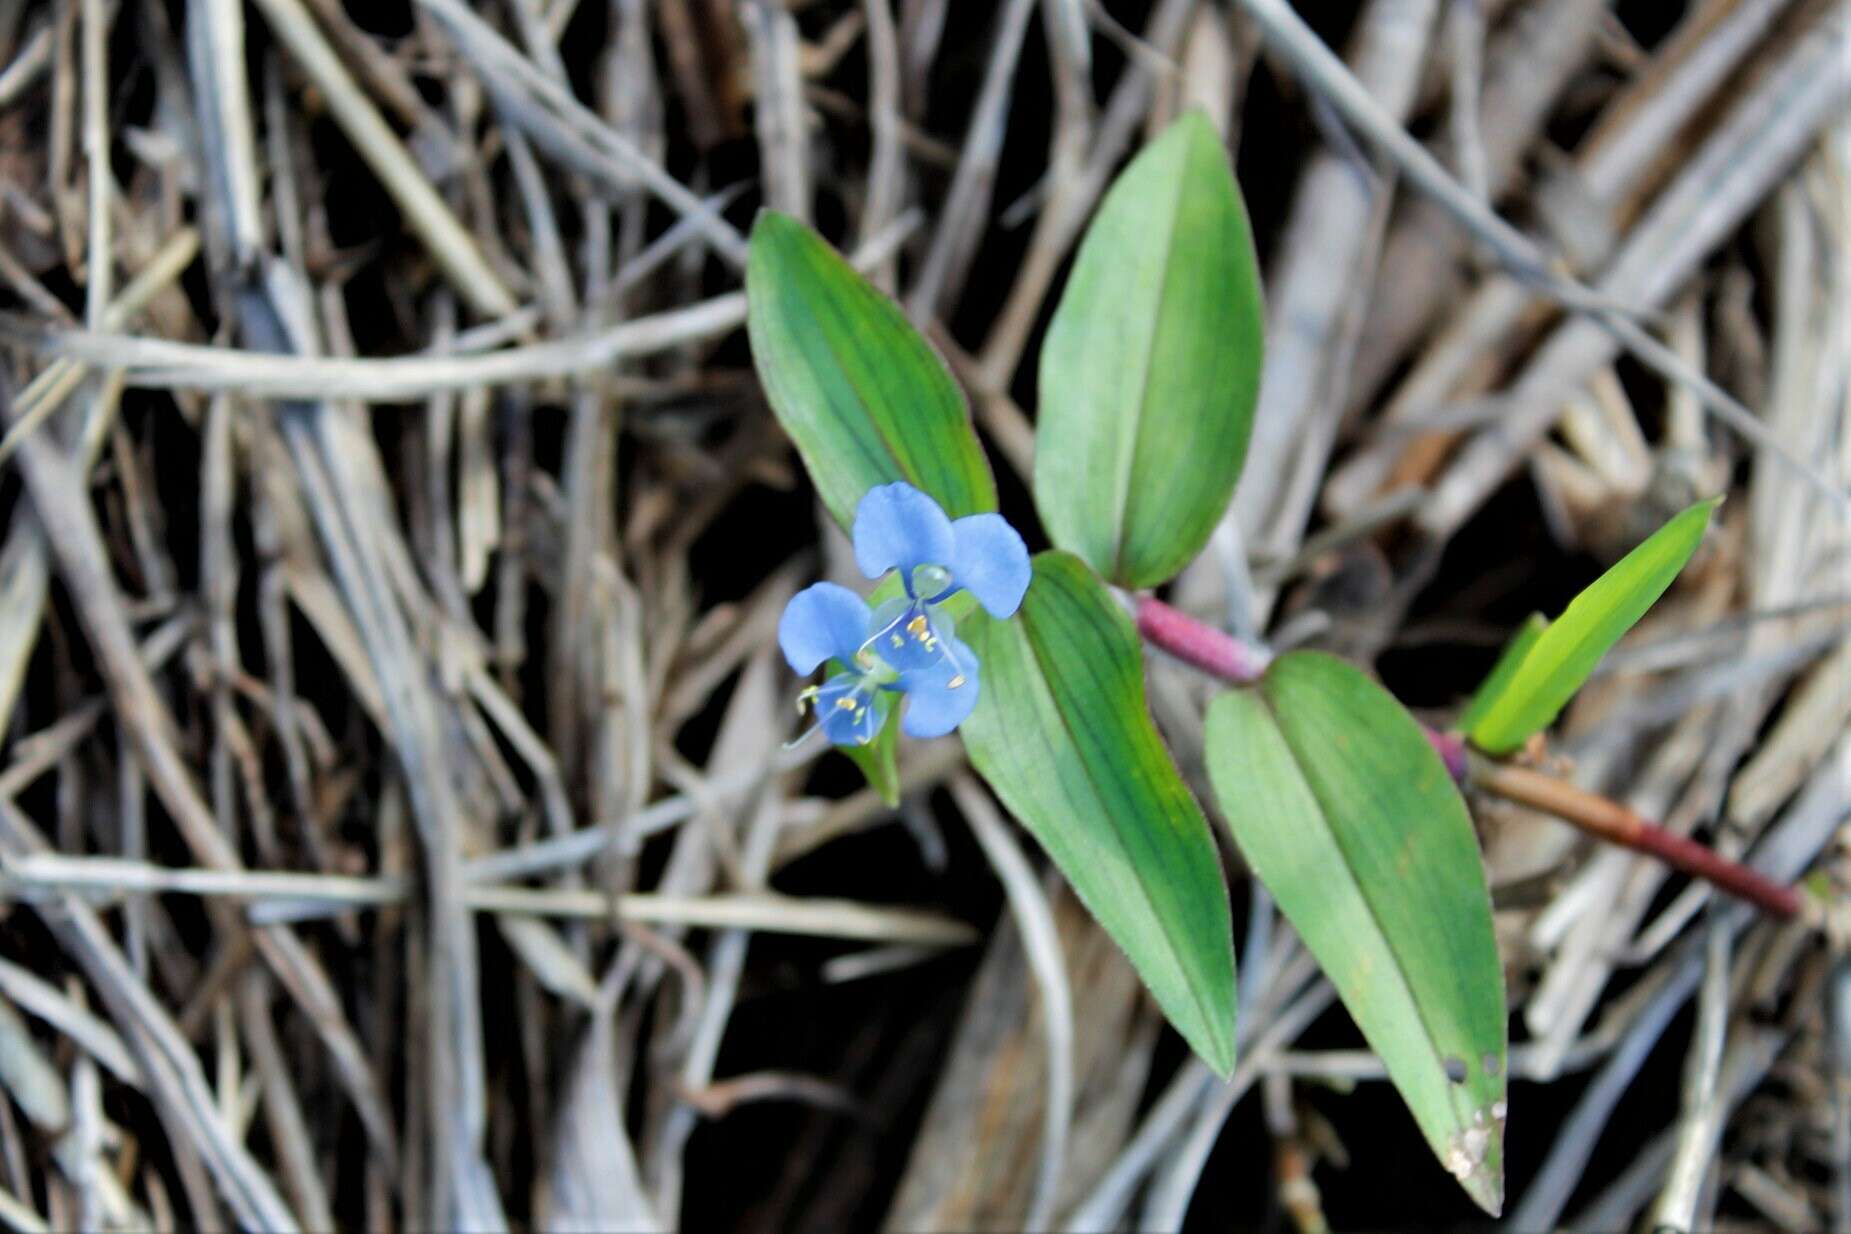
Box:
[1468,497,1719,755]
[746,211,997,528]
[1455,612,1547,736]
[1034,110,1265,589]
[960,552,1236,1074]
[1205,653,1506,1215]
[830,660,899,807]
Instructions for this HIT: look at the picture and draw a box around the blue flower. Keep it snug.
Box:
[779,483,1029,746]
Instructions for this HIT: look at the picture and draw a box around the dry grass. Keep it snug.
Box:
[0,0,1845,1229]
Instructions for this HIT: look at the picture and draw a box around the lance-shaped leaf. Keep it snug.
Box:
[1034,110,1265,589]
[1468,497,1718,754]
[746,211,997,528]
[1205,653,1507,1214]
[1456,612,1547,736]
[960,552,1236,1074]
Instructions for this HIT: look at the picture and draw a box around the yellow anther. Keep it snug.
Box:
[835,696,857,710]
[890,634,903,649]
[906,614,929,639]
[947,674,966,689]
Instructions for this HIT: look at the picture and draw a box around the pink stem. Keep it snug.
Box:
[1136,596,1272,685]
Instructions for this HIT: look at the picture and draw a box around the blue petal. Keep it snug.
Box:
[817,673,883,746]
[778,583,872,674]
[949,513,1030,618]
[899,634,981,738]
[853,483,955,583]
[865,601,954,673]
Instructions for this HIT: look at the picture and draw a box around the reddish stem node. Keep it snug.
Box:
[1426,729,1471,784]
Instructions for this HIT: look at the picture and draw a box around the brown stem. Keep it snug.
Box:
[1470,763,1804,921]
[1134,594,1808,921]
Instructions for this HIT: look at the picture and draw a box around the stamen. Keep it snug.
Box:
[835,696,858,710]
[783,722,826,751]
[938,633,972,684]
[904,612,941,652]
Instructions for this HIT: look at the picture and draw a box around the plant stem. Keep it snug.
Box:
[1470,763,1804,921]
[1134,595,1807,922]
[1135,595,1272,684]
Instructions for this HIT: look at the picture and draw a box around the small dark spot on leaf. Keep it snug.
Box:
[1444,1056,1468,1084]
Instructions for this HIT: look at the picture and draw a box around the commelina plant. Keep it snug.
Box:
[745,111,1802,1214]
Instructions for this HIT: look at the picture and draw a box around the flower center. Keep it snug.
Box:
[798,671,884,746]
[863,595,952,675]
